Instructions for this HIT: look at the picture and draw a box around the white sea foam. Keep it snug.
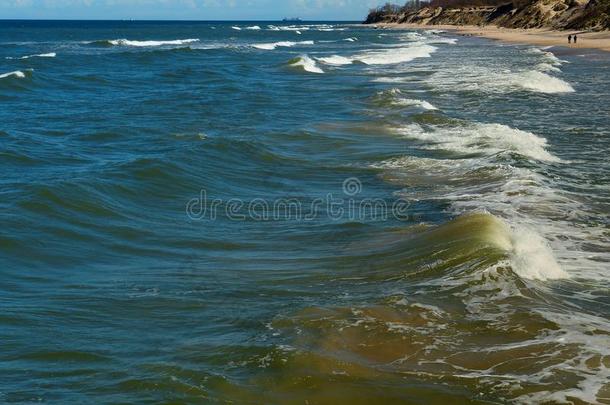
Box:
[344,37,358,42]
[316,55,353,66]
[397,98,437,110]
[377,88,438,110]
[376,115,610,281]
[245,25,261,30]
[372,77,410,83]
[231,26,242,31]
[253,40,314,50]
[0,70,26,79]
[268,25,309,32]
[355,44,437,65]
[289,55,324,74]
[316,44,436,67]
[429,65,574,94]
[428,37,458,45]
[536,62,561,72]
[509,225,568,280]
[108,38,199,47]
[397,122,559,162]
[7,52,56,60]
[519,71,575,93]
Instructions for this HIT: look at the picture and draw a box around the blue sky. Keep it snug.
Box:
[0,0,391,20]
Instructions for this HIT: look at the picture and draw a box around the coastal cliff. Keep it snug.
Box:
[364,0,610,30]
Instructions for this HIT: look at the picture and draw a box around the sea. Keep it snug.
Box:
[1,20,609,404]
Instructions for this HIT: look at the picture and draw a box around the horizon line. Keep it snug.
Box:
[0,18,360,22]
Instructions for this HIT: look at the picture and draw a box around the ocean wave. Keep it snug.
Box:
[316,55,353,66]
[508,224,568,280]
[536,62,561,72]
[231,26,242,31]
[316,44,436,67]
[394,98,437,110]
[396,122,560,162]
[374,112,605,283]
[372,77,410,83]
[374,159,568,281]
[427,37,458,45]
[245,25,261,30]
[519,70,574,93]
[429,65,574,94]
[355,44,437,65]
[6,52,56,60]
[0,70,31,79]
[375,88,438,110]
[95,38,200,47]
[268,25,309,32]
[288,55,324,74]
[253,40,314,50]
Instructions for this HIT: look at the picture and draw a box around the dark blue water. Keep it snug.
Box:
[1,21,609,404]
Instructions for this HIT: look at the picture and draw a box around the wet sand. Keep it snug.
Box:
[378,23,610,52]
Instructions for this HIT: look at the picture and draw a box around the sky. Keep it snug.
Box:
[0,0,392,20]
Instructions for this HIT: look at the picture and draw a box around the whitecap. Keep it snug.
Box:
[316,55,353,66]
[108,38,199,47]
[509,225,569,280]
[396,122,560,162]
[355,44,437,65]
[0,70,26,79]
[245,25,261,30]
[519,71,574,93]
[429,65,574,94]
[7,52,56,60]
[394,98,438,110]
[289,55,324,74]
[253,40,314,51]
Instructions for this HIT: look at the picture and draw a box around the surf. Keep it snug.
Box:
[253,40,314,50]
[287,55,324,74]
[92,38,200,47]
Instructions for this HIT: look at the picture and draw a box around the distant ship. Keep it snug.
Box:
[282,17,302,22]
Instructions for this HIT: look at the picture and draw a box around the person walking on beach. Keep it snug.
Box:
[574,34,578,44]
[568,34,572,44]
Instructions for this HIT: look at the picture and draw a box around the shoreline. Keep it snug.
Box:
[377,23,610,53]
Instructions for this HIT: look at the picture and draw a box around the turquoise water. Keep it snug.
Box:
[1,21,609,404]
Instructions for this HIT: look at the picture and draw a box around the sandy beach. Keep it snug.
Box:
[379,23,610,52]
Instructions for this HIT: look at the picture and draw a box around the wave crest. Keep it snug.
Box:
[288,55,324,74]
[253,41,314,51]
[95,38,199,47]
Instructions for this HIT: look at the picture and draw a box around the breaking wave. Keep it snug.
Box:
[94,38,200,47]
[288,55,324,74]
[6,52,56,60]
[356,44,437,65]
[0,70,32,80]
[316,55,353,66]
[253,40,314,50]
[519,70,575,93]
[317,44,437,66]
[430,66,574,94]
[374,88,438,110]
[396,122,560,162]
